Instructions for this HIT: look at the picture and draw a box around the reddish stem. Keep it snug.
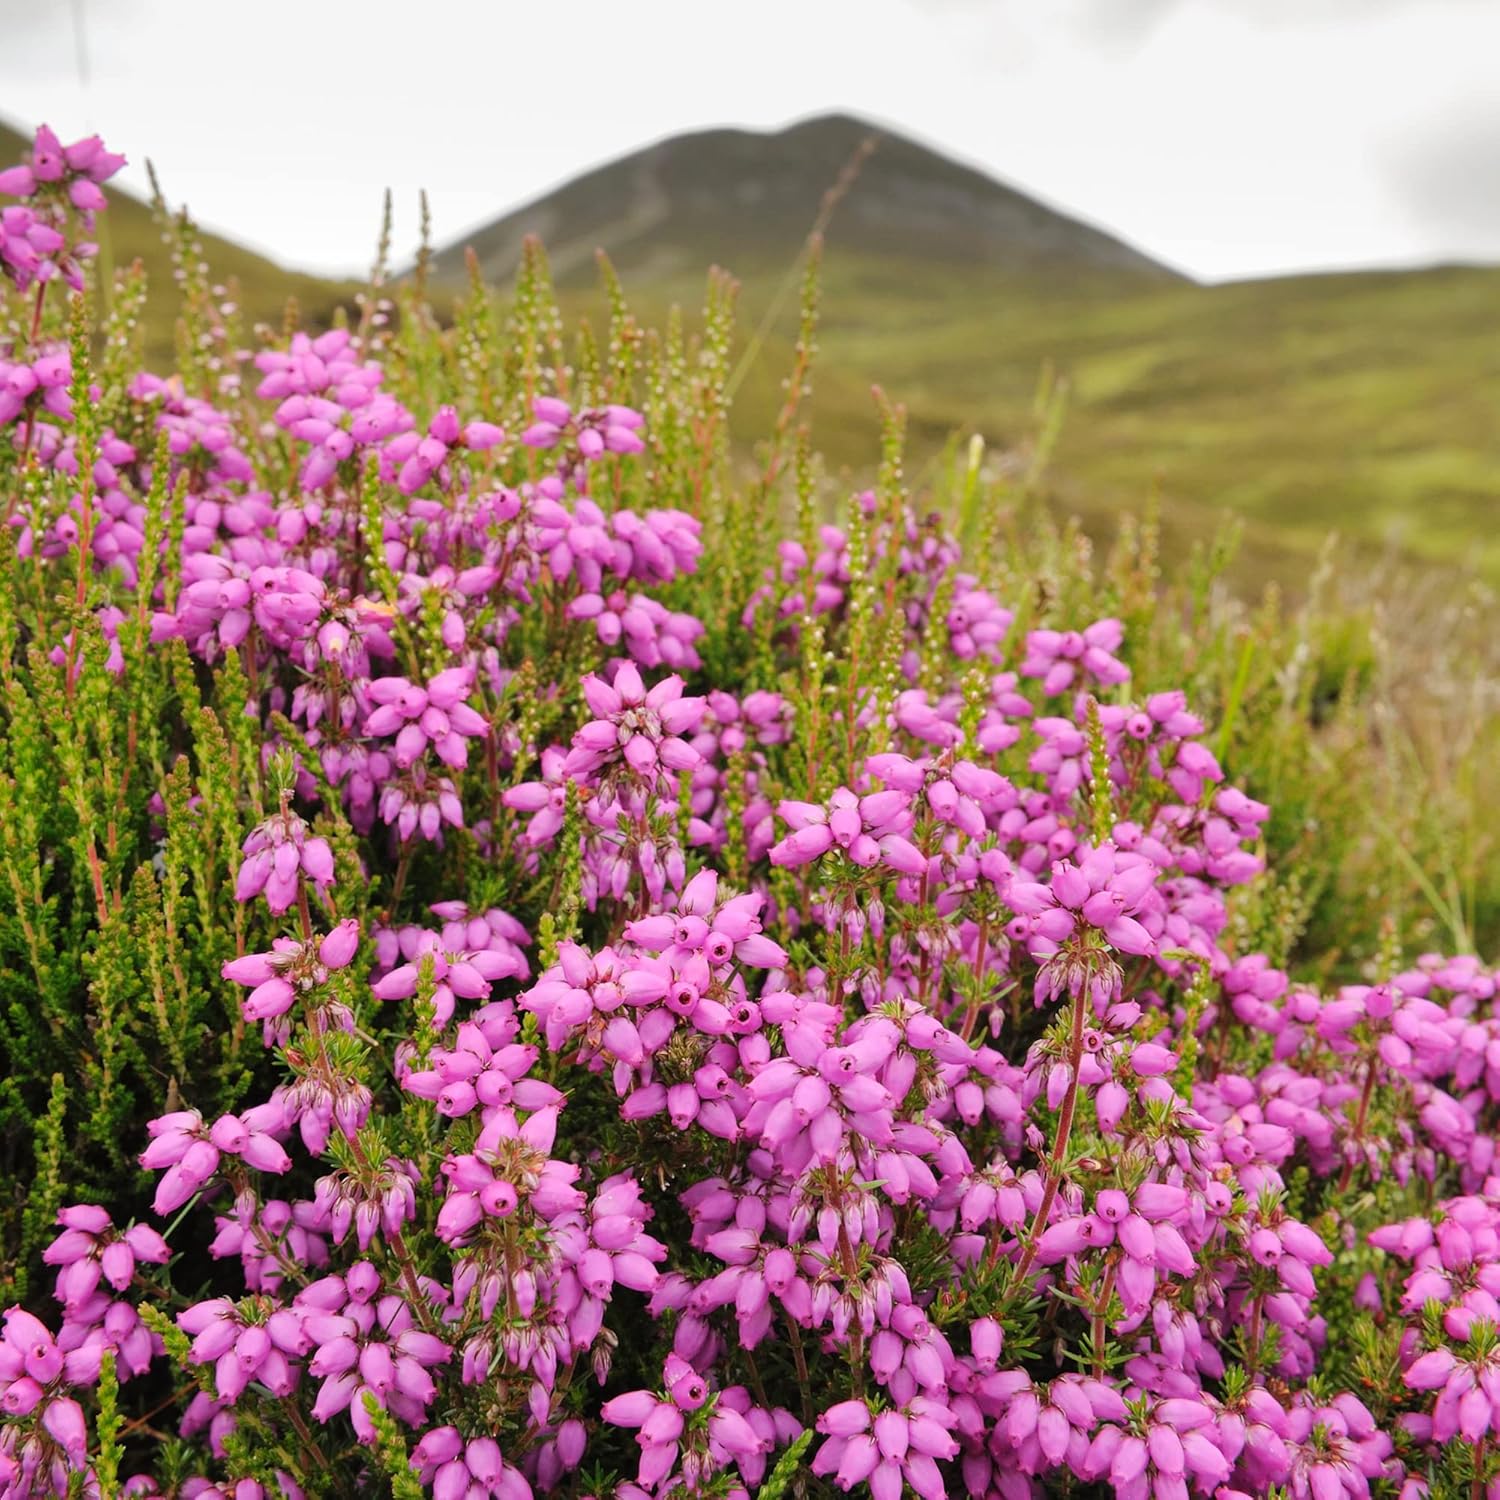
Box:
[1335,1054,1379,1194]
[1000,989,1089,1300]
[961,915,991,1042]
[1092,1254,1120,1379]
[386,840,412,922]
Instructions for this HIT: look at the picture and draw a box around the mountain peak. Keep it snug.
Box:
[776,111,884,145]
[429,114,1182,289]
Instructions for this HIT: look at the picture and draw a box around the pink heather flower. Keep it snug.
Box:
[374,932,522,1028]
[567,588,705,670]
[502,745,570,847]
[236,803,336,915]
[624,868,787,971]
[0,127,122,292]
[1005,842,1157,961]
[141,1109,290,1215]
[297,1271,450,1429]
[363,666,488,770]
[411,1426,533,1499]
[522,396,645,458]
[176,1297,301,1402]
[379,404,503,495]
[563,664,705,785]
[0,165,36,198]
[220,922,360,1037]
[1022,618,1130,696]
[259,332,401,488]
[812,1397,958,1500]
[768,781,919,872]
[377,761,465,842]
[43,1208,169,1310]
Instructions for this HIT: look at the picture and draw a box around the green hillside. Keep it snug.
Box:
[696,250,1500,582]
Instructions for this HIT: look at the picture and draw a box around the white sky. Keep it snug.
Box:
[0,0,1495,284]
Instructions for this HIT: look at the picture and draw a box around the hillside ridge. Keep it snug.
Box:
[427,111,1185,287]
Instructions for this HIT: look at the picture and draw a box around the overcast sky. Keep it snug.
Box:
[0,0,1495,283]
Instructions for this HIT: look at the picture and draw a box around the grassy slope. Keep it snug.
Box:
[598,249,1500,584]
[839,260,1500,579]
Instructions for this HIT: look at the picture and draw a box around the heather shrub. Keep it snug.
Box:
[1,121,1499,1500]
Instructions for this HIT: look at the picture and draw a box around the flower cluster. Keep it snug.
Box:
[0,125,123,293]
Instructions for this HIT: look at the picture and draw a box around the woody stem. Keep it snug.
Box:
[1001,988,1088,1302]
